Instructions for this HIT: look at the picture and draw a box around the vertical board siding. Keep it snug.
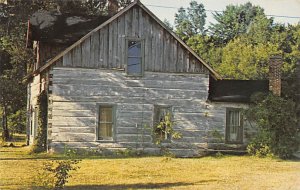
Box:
[39,43,67,67]
[60,5,209,74]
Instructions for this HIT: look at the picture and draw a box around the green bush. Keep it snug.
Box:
[34,159,81,190]
[246,130,273,157]
[246,93,299,159]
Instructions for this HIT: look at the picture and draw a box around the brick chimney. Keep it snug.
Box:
[269,55,282,96]
[107,0,119,16]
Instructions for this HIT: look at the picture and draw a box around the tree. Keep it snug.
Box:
[174,0,206,41]
[0,0,35,140]
[216,37,279,79]
[209,2,271,45]
[163,19,173,31]
[187,34,222,69]
[0,75,25,140]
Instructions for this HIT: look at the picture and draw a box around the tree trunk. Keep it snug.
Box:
[2,105,10,141]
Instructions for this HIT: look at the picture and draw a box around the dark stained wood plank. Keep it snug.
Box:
[81,36,91,68]
[112,20,118,68]
[91,32,99,68]
[117,16,125,69]
[103,26,109,68]
[108,23,114,69]
[125,8,132,37]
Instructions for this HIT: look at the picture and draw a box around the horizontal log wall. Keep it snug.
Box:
[49,67,213,154]
[60,5,209,74]
[204,102,256,150]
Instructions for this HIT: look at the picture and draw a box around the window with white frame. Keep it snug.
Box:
[97,105,115,141]
[127,39,143,76]
[225,108,243,143]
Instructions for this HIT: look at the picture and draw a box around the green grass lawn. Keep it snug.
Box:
[1,135,300,190]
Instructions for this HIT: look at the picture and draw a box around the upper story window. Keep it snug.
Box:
[126,39,143,76]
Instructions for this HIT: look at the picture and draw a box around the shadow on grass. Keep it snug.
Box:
[63,181,215,190]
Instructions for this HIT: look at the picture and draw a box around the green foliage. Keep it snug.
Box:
[34,159,81,190]
[0,0,132,142]
[153,112,181,145]
[174,0,206,40]
[209,2,270,45]
[247,130,274,158]
[216,38,280,79]
[246,94,300,159]
[187,35,222,69]
[163,19,173,31]
[31,91,48,153]
[34,147,81,189]
[0,74,26,141]
[153,112,182,156]
[8,108,26,134]
[185,2,299,81]
[214,152,224,158]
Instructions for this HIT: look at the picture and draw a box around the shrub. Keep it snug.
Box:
[246,130,273,157]
[34,159,81,190]
[246,93,300,159]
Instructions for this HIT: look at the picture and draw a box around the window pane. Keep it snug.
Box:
[128,41,141,57]
[154,106,171,141]
[98,106,113,140]
[159,108,171,122]
[99,107,112,122]
[227,110,242,142]
[99,123,112,138]
[127,57,142,74]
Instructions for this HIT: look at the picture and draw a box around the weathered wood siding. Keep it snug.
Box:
[28,72,50,145]
[28,74,41,144]
[49,67,210,155]
[40,43,67,67]
[204,102,256,151]
[60,5,209,74]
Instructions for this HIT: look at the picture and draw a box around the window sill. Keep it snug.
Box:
[126,74,143,78]
[96,139,115,143]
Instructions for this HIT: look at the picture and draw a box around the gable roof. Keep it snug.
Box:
[25,0,221,81]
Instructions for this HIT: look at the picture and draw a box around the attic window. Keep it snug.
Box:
[126,39,143,76]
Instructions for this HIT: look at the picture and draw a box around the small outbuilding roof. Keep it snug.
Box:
[209,77,269,103]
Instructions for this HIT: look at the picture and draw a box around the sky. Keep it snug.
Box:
[140,0,300,27]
